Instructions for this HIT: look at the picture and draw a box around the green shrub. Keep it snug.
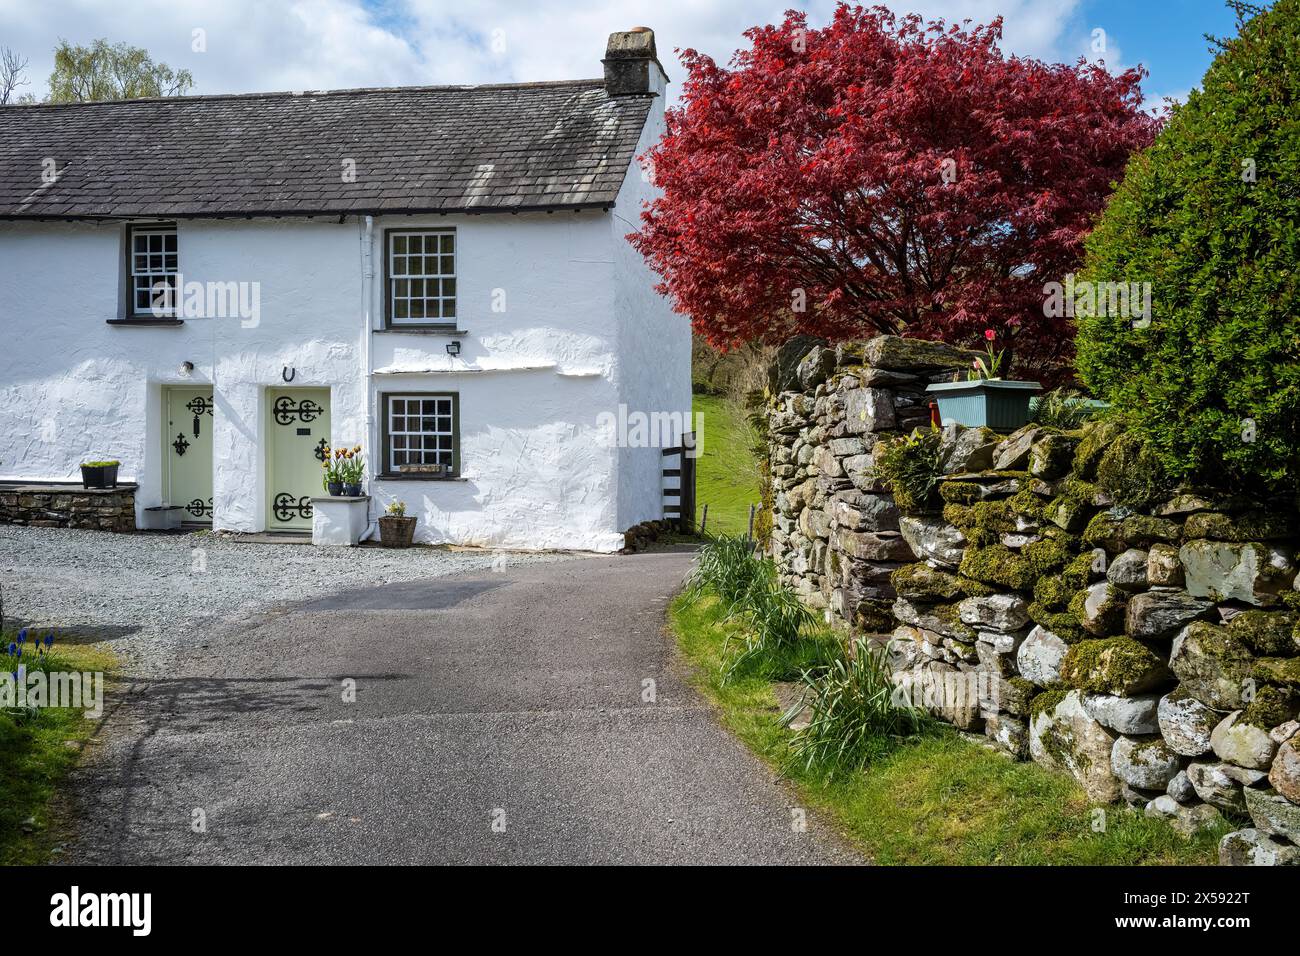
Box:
[873,427,943,514]
[787,636,929,780]
[1030,389,1096,430]
[1075,0,1300,495]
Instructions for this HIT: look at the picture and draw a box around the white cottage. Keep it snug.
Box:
[0,29,690,552]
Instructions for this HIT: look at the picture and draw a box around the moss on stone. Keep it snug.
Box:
[939,481,984,505]
[1007,486,1047,521]
[1183,510,1296,542]
[1030,434,1081,480]
[1027,601,1088,642]
[1060,636,1169,695]
[959,532,1072,594]
[1227,610,1298,656]
[891,563,964,603]
[1095,430,1174,509]
[1068,582,1126,636]
[960,544,1033,591]
[1043,478,1100,532]
[1082,511,1180,550]
[1033,573,1071,611]
[957,575,997,598]
[1240,684,1298,729]
[942,499,1017,548]
[1030,687,1070,720]
[1022,534,1073,578]
[1253,657,1300,688]
[929,601,978,642]
[1008,676,1037,699]
[1071,419,1122,480]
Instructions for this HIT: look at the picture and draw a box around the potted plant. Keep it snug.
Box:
[339,444,365,497]
[925,329,1041,432]
[321,447,343,496]
[80,459,120,489]
[378,499,417,548]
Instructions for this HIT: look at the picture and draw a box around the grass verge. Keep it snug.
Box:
[693,393,761,537]
[0,634,115,864]
[670,594,1230,865]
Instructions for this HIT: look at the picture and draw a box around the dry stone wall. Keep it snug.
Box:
[0,483,136,532]
[766,335,1300,866]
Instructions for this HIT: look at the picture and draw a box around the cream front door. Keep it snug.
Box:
[266,388,331,531]
[165,387,214,525]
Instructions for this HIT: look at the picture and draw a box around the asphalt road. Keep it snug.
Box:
[62,550,859,865]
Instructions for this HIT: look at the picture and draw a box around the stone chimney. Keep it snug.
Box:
[603,27,668,97]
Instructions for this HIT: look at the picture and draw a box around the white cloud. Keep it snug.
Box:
[0,0,1142,102]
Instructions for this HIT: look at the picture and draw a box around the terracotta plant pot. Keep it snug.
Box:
[378,515,417,548]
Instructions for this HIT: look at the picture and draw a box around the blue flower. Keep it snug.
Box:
[44,633,54,648]
[16,628,26,645]
[5,643,14,657]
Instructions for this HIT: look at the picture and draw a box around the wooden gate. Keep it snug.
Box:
[662,431,697,533]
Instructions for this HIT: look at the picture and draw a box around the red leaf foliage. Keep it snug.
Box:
[629,4,1159,378]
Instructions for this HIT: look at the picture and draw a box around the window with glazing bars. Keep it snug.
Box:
[384,393,458,475]
[129,226,178,316]
[387,230,456,325]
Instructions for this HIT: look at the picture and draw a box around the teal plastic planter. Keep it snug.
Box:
[925,379,1042,433]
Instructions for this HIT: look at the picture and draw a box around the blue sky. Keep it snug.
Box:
[0,0,1255,108]
[1077,0,1241,101]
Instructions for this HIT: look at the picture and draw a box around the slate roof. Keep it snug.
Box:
[0,80,653,219]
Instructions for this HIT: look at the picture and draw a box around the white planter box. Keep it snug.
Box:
[311,496,370,546]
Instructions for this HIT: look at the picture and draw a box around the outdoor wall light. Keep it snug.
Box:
[178,361,194,377]
[446,341,461,356]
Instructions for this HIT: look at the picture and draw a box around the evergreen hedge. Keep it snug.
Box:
[1076,0,1300,495]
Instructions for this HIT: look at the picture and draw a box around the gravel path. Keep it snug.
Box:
[0,526,573,675]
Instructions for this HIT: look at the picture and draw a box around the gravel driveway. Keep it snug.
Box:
[0,525,566,675]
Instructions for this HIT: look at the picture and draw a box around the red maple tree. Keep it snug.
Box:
[631,5,1159,376]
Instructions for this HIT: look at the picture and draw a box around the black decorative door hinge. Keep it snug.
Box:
[273,493,313,522]
[173,433,190,456]
[186,396,214,437]
[273,396,322,426]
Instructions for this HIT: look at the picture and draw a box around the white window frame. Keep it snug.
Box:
[384,392,459,475]
[386,229,456,327]
[129,225,179,317]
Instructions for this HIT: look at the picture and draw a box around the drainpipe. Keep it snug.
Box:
[360,215,379,541]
